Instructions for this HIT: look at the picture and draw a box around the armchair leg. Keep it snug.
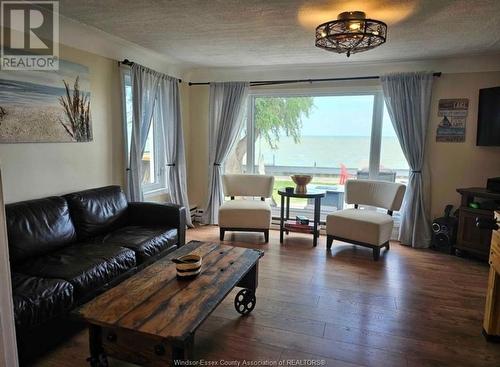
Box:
[220,228,225,241]
[385,241,390,250]
[326,235,334,250]
[373,247,380,261]
[264,230,269,243]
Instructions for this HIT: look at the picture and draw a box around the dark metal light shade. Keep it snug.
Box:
[315,11,387,57]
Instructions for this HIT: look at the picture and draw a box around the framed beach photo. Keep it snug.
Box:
[0,59,92,143]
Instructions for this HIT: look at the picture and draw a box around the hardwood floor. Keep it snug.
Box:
[34,226,499,367]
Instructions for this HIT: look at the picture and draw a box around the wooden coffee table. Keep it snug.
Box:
[74,240,264,366]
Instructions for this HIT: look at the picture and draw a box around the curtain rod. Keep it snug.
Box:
[119,59,182,83]
[188,72,442,87]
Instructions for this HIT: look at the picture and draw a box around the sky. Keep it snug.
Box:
[0,59,90,90]
[265,95,397,137]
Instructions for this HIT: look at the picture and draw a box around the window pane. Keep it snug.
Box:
[380,104,409,185]
[123,72,160,189]
[142,124,155,185]
[253,95,374,219]
[124,75,133,151]
[225,124,247,174]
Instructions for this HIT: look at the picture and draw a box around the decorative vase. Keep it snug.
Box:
[173,254,202,278]
[291,175,313,193]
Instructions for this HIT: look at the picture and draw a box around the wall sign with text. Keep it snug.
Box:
[436,98,469,143]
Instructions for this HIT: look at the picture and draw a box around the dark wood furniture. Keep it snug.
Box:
[456,188,500,259]
[75,241,263,366]
[327,235,390,261]
[278,189,325,247]
[483,211,500,342]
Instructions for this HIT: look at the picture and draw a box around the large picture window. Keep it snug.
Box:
[226,89,408,220]
[121,70,166,194]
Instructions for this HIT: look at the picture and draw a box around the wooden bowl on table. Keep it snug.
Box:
[291,175,313,193]
[173,254,202,278]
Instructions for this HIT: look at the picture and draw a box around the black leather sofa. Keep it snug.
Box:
[6,186,185,361]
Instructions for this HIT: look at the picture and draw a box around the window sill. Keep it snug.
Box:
[143,188,168,197]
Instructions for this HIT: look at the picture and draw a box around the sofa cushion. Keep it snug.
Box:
[18,243,136,298]
[326,208,394,246]
[102,226,178,264]
[65,186,128,240]
[6,197,77,264]
[219,200,272,229]
[11,273,74,329]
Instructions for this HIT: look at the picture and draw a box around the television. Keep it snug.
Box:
[477,86,500,146]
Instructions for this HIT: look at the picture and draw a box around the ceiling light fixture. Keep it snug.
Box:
[315,11,387,57]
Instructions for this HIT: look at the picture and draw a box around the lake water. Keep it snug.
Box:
[256,135,409,170]
[0,79,66,106]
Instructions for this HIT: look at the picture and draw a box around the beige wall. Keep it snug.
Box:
[0,168,18,366]
[187,86,210,208]
[428,72,500,219]
[0,44,124,203]
[186,72,500,220]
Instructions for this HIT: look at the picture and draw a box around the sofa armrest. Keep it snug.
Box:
[127,202,186,247]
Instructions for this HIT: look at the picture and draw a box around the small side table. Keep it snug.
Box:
[278,189,325,247]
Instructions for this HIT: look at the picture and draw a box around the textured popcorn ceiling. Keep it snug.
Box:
[59,0,500,68]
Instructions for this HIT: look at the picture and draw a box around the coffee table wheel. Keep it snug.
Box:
[234,288,256,315]
[87,353,108,367]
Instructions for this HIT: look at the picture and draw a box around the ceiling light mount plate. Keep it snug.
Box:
[338,11,366,21]
[315,11,387,57]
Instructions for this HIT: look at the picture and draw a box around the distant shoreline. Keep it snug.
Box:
[292,135,398,138]
[255,135,407,169]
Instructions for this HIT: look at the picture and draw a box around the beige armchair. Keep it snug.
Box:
[326,179,406,260]
[219,174,275,243]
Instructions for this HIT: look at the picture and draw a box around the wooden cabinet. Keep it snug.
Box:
[456,188,500,260]
[457,207,493,258]
[483,211,500,341]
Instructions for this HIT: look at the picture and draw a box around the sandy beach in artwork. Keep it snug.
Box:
[0,105,73,143]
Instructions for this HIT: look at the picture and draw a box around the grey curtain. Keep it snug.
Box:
[127,64,162,201]
[381,72,434,248]
[203,82,249,224]
[156,76,193,227]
